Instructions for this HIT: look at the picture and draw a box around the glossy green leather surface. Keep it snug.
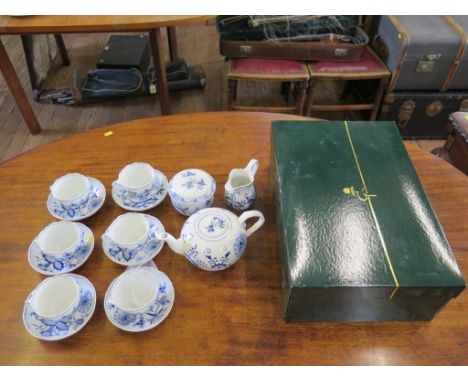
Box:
[272,121,465,321]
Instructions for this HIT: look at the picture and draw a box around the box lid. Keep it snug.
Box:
[272,121,465,299]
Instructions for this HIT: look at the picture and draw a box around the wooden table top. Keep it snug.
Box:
[0,15,214,34]
[0,112,467,365]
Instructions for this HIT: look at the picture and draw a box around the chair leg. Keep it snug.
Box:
[53,34,70,66]
[281,82,292,102]
[304,78,318,117]
[295,80,308,115]
[227,79,237,110]
[370,77,388,121]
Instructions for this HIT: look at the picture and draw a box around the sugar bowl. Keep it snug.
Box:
[168,169,216,216]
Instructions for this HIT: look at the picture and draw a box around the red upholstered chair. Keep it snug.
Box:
[226,58,309,115]
[305,47,390,120]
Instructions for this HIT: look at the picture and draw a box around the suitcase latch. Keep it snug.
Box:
[425,101,443,117]
[397,100,416,128]
[334,48,348,57]
[460,99,468,111]
[240,45,252,54]
[416,54,442,73]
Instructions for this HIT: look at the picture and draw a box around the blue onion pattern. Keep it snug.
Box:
[233,234,247,258]
[168,170,216,216]
[116,183,165,209]
[225,189,256,211]
[108,282,171,330]
[49,178,104,220]
[205,217,225,233]
[27,288,94,338]
[33,231,92,273]
[205,251,231,269]
[103,216,164,266]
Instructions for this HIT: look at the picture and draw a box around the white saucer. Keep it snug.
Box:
[104,268,174,332]
[28,223,94,275]
[47,177,106,221]
[23,274,96,341]
[102,214,165,266]
[112,170,168,212]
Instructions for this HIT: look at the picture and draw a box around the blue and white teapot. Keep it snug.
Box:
[156,207,265,271]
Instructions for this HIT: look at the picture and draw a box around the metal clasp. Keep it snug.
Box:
[416,54,442,73]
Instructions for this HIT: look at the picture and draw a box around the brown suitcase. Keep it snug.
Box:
[444,112,468,175]
[219,27,369,61]
[217,16,369,61]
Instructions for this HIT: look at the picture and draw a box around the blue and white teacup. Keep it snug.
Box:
[25,274,81,320]
[106,267,161,315]
[112,162,160,203]
[101,213,151,262]
[50,173,91,209]
[31,220,81,261]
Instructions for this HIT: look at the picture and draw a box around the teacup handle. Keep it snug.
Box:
[239,210,265,237]
[24,297,33,307]
[245,159,259,178]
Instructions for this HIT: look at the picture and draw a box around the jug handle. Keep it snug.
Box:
[245,159,259,178]
[239,210,265,237]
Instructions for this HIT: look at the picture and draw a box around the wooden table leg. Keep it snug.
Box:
[149,28,171,115]
[167,27,178,62]
[0,37,41,134]
[54,34,70,66]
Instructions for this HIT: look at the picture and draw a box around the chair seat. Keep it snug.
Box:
[308,47,390,78]
[228,58,309,80]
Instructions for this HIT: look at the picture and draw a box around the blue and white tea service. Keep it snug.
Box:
[47,172,106,221]
[28,220,94,275]
[156,207,265,271]
[112,162,168,211]
[23,274,96,341]
[224,159,258,211]
[104,263,174,332]
[168,169,216,216]
[102,212,165,266]
[23,159,266,339]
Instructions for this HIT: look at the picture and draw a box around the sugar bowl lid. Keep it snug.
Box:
[169,169,216,201]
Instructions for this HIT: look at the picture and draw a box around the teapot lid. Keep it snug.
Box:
[185,208,236,241]
[169,169,216,202]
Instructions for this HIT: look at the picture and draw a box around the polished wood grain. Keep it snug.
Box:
[0,37,41,134]
[0,112,467,365]
[0,16,214,34]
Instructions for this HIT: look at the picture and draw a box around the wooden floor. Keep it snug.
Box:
[0,21,446,163]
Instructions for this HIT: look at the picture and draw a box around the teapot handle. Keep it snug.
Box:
[239,210,265,237]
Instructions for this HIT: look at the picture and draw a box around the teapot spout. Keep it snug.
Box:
[156,232,185,256]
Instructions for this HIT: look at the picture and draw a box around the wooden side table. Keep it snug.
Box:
[305,47,390,120]
[0,15,213,134]
[227,58,309,115]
